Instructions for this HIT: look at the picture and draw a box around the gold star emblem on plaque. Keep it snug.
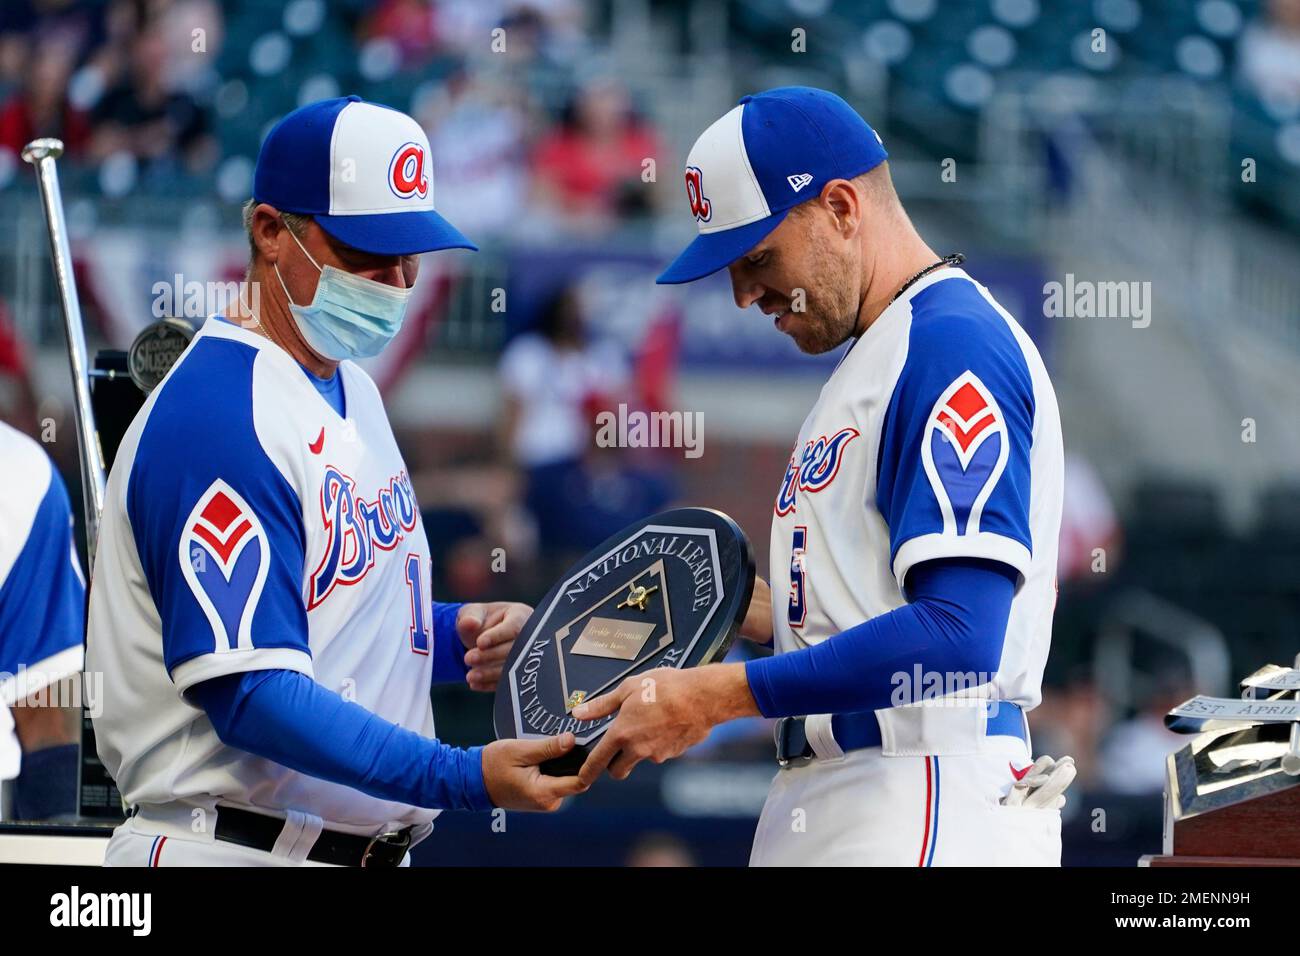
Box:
[616,583,659,612]
[555,558,676,708]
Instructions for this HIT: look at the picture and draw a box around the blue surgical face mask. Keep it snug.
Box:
[275,228,413,361]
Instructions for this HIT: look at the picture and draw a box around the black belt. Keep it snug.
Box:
[213,806,414,867]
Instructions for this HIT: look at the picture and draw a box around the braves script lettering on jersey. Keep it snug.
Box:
[749,268,1065,866]
[86,318,449,839]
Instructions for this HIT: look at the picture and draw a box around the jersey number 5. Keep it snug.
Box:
[788,526,808,628]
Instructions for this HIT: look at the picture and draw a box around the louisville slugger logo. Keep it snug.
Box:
[775,427,860,516]
[921,371,1009,535]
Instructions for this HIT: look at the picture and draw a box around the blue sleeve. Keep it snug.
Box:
[431,601,468,684]
[126,337,312,696]
[745,558,1016,718]
[12,743,79,820]
[190,669,493,811]
[876,280,1036,590]
[0,465,85,685]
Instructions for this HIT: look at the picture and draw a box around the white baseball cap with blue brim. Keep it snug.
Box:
[253,94,477,257]
[656,86,887,285]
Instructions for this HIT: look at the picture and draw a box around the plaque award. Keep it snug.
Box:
[493,508,756,775]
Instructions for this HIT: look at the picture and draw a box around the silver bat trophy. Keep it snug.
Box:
[21,138,106,572]
[19,139,194,574]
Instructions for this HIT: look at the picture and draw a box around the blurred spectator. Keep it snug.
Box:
[411,459,535,599]
[360,0,440,71]
[1239,0,1300,105]
[0,302,39,435]
[625,831,696,867]
[0,35,90,156]
[1057,453,1122,586]
[495,4,549,66]
[530,79,663,234]
[0,0,111,90]
[90,20,216,174]
[359,0,586,78]
[1096,676,1193,795]
[417,67,532,238]
[155,0,223,97]
[435,0,586,66]
[498,284,630,554]
[1030,677,1106,788]
[0,1,38,85]
[581,446,677,541]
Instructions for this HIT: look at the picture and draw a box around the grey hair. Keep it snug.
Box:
[241,199,313,260]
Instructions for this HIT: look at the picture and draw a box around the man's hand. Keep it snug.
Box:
[738,577,774,644]
[456,602,531,692]
[481,733,588,811]
[572,664,760,785]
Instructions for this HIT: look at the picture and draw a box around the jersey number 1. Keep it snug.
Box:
[406,554,430,655]
[788,526,808,628]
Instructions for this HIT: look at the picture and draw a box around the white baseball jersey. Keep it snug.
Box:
[751,267,1065,866]
[0,422,86,785]
[86,317,449,832]
[769,267,1063,723]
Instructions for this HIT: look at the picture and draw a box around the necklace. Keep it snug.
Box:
[838,253,967,366]
[237,283,262,328]
[889,253,965,306]
[237,282,279,347]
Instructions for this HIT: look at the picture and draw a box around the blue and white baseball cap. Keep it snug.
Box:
[253,94,477,256]
[656,87,887,285]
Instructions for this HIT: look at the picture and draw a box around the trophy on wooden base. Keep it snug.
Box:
[1142,658,1300,866]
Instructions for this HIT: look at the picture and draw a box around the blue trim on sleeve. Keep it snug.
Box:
[12,743,79,820]
[745,557,1016,718]
[876,279,1035,568]
[0,466,85,674]
[192,669,493,812]
[126,336,309,677]
[460,745,490,810]
[431,601,468,683]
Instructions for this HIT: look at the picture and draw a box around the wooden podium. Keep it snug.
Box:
[1141,674,1300,867]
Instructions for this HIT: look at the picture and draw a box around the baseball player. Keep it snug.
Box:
[0,421,85,821]
[85,96,585,867]
[574,87,1075,866]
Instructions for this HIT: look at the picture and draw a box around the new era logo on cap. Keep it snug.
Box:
[253,95,476,257]
[656,87,887,285]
